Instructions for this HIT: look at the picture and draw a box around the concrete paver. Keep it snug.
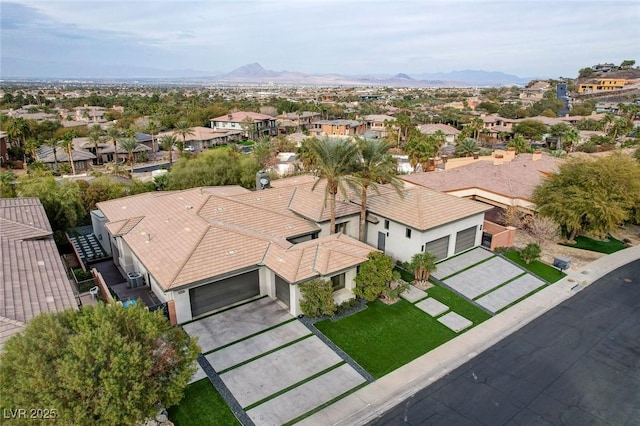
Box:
[437,311,473,332]
[183,297,292,353]
[476,274,546,314]
[246,364,366,425]
[399,285,427,303]
[415,297,449,317]
[444,256,524,299]
[206,320,311,371]
[220,335,343,408]
[432,247,494,279]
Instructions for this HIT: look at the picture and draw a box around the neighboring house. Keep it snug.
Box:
[276,112,321,132]
[417,123,461,145]
[36,146,96,172]
[92,185,373,322]
[97,142,150,164]
[578,79,627,94]
[401,152,562,216]
[159,126,242,152]
[362,114,396,139]
[309,119,365,137]
[210,112,277,140]
[0,198,78,349]
[73,105,107,123]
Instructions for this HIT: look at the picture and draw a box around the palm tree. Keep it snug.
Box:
[405,133,438,172]
[353,138,403,242]
[173,121,194,153]
[147,121,159,161]
[44,138,59,168]
[409,252,438,288]
[5,117,30,149]
[118,138,139,173]
[59,131,76,175]
[562,127,580,152]
[467,117,484,140]
[455,138,479,158]
[507,135,531,154]
[159,134,178,168]
[24,138,39,160]
[307,137,359,234]
[87,130,103,165]
[106,127,120,162]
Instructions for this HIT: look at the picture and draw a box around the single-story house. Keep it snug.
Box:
[417,123,461,145]
[1,198,78,349]
[36,146,96,172]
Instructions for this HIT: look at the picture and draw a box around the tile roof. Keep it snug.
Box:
[365,186,492,230]
[417,123,461,135]
[0,198,78,349]
[211,111,275,122]
[401,153,562,201]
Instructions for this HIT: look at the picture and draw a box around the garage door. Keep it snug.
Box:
[189,270,260,317]
[425,236,449,261]
[455,226,477,253]
[275,275,290,308]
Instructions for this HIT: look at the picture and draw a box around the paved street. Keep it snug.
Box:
[370,259,640,426]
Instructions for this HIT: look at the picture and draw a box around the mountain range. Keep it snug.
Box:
[1,59,533,86]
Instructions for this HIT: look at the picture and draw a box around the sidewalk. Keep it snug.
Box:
[299,245,640,426]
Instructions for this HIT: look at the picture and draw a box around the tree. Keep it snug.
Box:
[88,130,103,164]
[607,117,633,141]
[507,135,532,154]
[532,153,640,240]
[5,116,30,149]
[520,242,541,264]
[174,121,194,153]
[0,170,16,197]
[576,118,604,131]
[43,138,60,168]
[306,137,359,234]
[467,117,484,140]
[119,137,139,173]
[578,67,597,78]
[299,279,337,317]
[455,138,479,157]
[620,59,636,70]
[354,252,395,301]
[352,138,403,242]
[59,130,77,175]
[405,131,438,171]
[106,127,121,162]
[513,119,548,141]
[159,134,178,168]
[147,121,159,161]
[409,252,437,288]
[0,303,200,425]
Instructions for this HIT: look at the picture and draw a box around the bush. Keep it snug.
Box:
[520,242,542,264]
[299,279,337,318]
[354,252,395,302]
[73,268,93,281]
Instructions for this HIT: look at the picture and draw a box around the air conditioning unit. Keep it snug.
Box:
[127,271,145,288]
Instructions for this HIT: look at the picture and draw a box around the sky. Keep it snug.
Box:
[1,0,639,79]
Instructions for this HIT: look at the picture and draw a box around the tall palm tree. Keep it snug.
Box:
[307,137,359,234]
[44,138,59,168]
[87,130,103,164]
[24,138,39,160]
[173,121,194,153]
[455,138,479,158]
[147,121,159,161]
[562,127,580,152]
[159,134,178,168]
[353,138,404,242]
[507,135,531,154]
[59,132,76,175]
[405,133,438,172]
[106,127,120,162]
[468,117,484,140]
[118,138,139,173]
[5,117,30,149]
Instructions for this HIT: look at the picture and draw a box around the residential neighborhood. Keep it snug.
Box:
[2,55,640,425]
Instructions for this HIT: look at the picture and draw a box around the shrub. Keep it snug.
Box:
[299,279,336,318]
[520,242,542,264]
[73,268,93,281]
[354,252,395,302]
[409,252,438,282]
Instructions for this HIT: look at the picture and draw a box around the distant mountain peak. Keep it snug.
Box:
[392,73,414,80]
[224,62,277,78]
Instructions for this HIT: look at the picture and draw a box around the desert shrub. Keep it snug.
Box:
[520,242,542,264]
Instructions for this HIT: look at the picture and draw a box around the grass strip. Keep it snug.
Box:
[282,381,369,426]
[425,284,492,324]
[502,251,566,283]
[168,379,240,426]
[471,272,527,301]
[243,361,346,411]
[560,235,626,254]
[202,317,297,355]
[216,334,313,374]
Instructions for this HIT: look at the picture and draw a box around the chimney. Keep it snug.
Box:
[227,114,232,120]
[493,153,504,166]
[532,150,542,161]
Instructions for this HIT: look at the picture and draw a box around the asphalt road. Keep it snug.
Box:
[371,259,640,426]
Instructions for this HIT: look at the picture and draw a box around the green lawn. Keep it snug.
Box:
[316,299,459,378]
[502,251,566,283]
[561,235,627,254]
[426,284,492,323]
[168,379,240,426]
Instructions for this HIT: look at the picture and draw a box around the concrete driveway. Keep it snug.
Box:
[183,297,367,425]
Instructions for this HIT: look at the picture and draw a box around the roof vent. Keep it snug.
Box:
[227,250,237,255]
[185,205,193,210]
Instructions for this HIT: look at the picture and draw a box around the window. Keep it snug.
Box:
[384,220,389,230]
[405,228,412,239]
[335,222,348,234]
[331,274,345,291]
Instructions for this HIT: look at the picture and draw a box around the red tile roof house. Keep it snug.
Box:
[210,112,277,140]
[0,198,78,349]
[91,175,492,323]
